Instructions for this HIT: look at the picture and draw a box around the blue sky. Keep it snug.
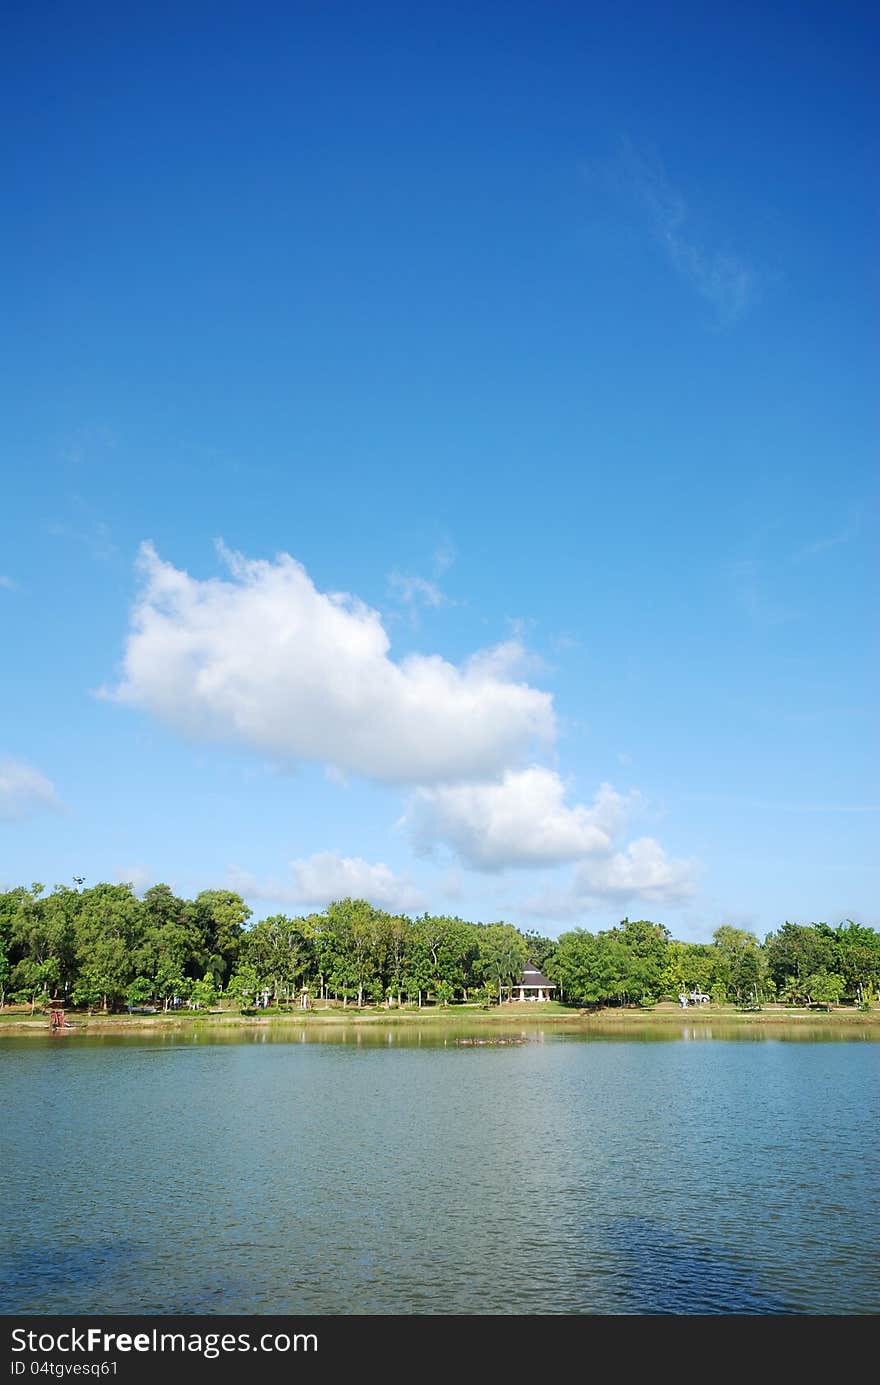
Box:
[1,1,876,940]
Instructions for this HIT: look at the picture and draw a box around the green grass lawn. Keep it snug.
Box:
[1,998,877,1033]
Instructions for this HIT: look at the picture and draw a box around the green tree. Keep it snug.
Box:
[477,922,528,1003]
[834,921,880,1004]
[550,929,626,1007]
[660,940,715,997]
[226,961,262,1008]
[125,976,154,1010]
[322,899,386,1007]
[136,885,201,1010]
[400,924,434,1006]
[71,883,144,1012]
[522,931,557,972]
[8,884,79,1010]
[0,937,9,1009]
[434,979,454,1006]
[712,925,766,1003]
[39,885,81,997]
[384,913,412,1006]
[804,970,845,1008]
[11,957,60,1012]
[0,887,25,1007]
[613,918,671,1004]
[189,975,219,1010]
[188,889,251,985]
[415,914,479,1002]
[243,915,314,1002]
[764,922,836,1000]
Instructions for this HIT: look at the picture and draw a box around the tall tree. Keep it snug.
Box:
[71,884,145,1012]
[612,918,671,1004]
[764,922,836,1003]
[477,922,528,1003]
[549,929,626,1007]
[188,889,251,984]
[712,925,765,1003]
[9,884,78,1011]
[138,883,201,1009]
[244,915,314,1002]
[415,914,479,1001]
[833,921,880,1003]
[324,899,385,1007]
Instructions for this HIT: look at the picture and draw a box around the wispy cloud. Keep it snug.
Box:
[726,501,865,630]
[619,139,759,325]
[225,866,293,901]
[728,558,798,627]
[113,864,154,894]
[0,757,62,822]
[439,868,463,901]
[549,631,580,654]
[433,539,456,575]
[680,790,880,815]
[793,526,858,562]
[48,496,116,562]
[387,539,458,626]
[387,570,449,617]
[59,423,118,467]
[0,575,19,591]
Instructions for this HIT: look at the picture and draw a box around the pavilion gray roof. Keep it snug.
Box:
[517,964,555,989]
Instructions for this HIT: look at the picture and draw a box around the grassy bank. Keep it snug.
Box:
[1,999,878,1035]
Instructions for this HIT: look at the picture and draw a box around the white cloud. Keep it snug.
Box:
[104,542,554,785]
[225,866,291,901]
[520,838,698,920]
[289,852,425,913]
[0,575,18,591]
[226,855,425,913]
[403,769,640,871]
[0,757,61,822]
[574,836,697,904]
[113,864,153,894]
[517,886,589,922]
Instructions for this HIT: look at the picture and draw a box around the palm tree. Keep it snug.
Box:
[485,944,523,1005]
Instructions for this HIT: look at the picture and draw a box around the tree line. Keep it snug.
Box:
[0,880,877,1013]
[551,917,878,1009]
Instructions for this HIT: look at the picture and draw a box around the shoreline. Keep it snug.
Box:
[1,1001,878,1036]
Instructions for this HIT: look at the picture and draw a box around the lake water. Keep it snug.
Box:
[2,1026,878,1315]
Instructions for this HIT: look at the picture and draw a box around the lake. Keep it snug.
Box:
[2,1026,877,1314]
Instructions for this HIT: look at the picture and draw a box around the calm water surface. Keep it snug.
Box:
[2,1027,877,1314]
